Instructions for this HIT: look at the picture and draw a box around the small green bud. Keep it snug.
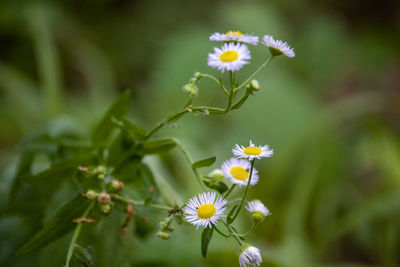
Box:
[100,204,111,214]
[209,169,225,180]
[194,72,201,79]
[110,180,124,192]
[157,230,170,240]
[97,192,111,204]
[97,174,105,181]
[86,190,97,200]
[183,83,198,97]
[246,79,260,92]
[159,216,173,229]
[95,165,106,175]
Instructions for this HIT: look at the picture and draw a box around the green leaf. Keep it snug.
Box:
[112,117,147,141]
[201,227,214,258]
[73,169,103,192]
[91,90,132,145]
[192,156,216,169]
[17,195,92,255]
[142,139,177,154]
[71,244,93,266]
[203,177,228,194]
[9,151,34,204]
[227,204,240,224]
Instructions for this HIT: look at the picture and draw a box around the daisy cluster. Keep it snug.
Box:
[184,140,274,266]
[208,30,295,72]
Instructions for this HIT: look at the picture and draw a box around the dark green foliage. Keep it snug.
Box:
[192,157,216,169]
[201,227,214,258]
[17,195,92,255]
[71,245,93,266]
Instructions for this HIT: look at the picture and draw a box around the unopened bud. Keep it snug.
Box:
[194,72,201,79]
[97,192,111,204]
[110,180,124,191]
[209,169,225,180]
[100,204,111,214]
[157,230,170,240]
[95,165,106,175]
[247,79,260,92]
[183,83,198,97]
[97,174,105,181]
[86,190,97,200]
[159,216,173,229]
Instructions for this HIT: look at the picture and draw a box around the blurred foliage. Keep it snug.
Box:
[1,0,399,266]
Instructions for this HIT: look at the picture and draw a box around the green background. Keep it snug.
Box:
[1,0,399,266]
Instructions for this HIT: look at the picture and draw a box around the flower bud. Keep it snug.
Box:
[157,230,170,240]
[110,180,124,192]
[86,190,97,200]
[95,165,106,175]
[194,72,201,79]
[209,169,225,180]
[183,83,198,97]
[97,192,111,204]
[97,174,105,181]
[159,216,173,229]
[246,79,260,92]
[246,200,270,223]
[100,204,111,214]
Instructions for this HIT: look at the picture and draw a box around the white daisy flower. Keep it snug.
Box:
[208,42,251,72]
[209,31,259,45]
[246,200,271,222]
[221,158,259,187]
[262,35,295,58]
[232,140,273,160]
[239,244,262,267]
[184,192,227,229]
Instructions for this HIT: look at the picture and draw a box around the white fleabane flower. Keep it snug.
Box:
[262,35,295,58]
[239,245,262,267]
[210,31,259,45]
[246,200,270,222]
[232,140,273,160]
[208,42,251,72]
[221,158,259,187]
[184,192,227,229]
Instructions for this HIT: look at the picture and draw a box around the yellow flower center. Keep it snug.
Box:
[225,31,242,37]
[197,204,216,219]
[230,166,249,181]
[220,51,239,62]
[243,146,262,155]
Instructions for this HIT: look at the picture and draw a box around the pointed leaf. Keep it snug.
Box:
[192,157,216,169]
[112,117,147,141]
[142,139,177,154]
[91,90,132,145]
[201,227,214,258]
[203,177,228,194]
[71,244,93,266]
[17,195,92,255]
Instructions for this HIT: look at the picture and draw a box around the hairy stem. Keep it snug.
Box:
[213,225,231,237]
[229,159,255,223]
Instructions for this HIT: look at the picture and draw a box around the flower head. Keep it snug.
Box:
[221,158,259,187]
[184,192,227,229]
[239,244,262,267]
[208,42,251,72]
[246,200,270,222]
[233,140,273,160]
[210,31,259,45]
[262,35,295,58]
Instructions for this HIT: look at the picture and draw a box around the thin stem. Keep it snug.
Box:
[213,225,231,237]
[200,73,229,95]
[222,221,243,245]
[65,202,94,267]
[146,109,189,139]
[175,141,207,190]
[229,159,255,224]
[238,222,258,237]
[224,184,236,198]
[114,194,172,211]
[233,56,274,93]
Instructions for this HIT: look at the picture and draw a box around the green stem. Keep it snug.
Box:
[146,109,188,139]
[238,222,258,237]
[233,56,274,93]
[175,141,207,190]
[229,159,255,224]
[65,202,94,267]
[213,225,231,237]
[224,184,236,198]
[114,195,172,211]
[199,73,229,95]
[222,221,243,245]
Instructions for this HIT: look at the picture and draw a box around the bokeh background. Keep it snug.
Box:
[1,0,400,266]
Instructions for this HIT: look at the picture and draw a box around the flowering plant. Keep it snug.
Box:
[12,30,294,266]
